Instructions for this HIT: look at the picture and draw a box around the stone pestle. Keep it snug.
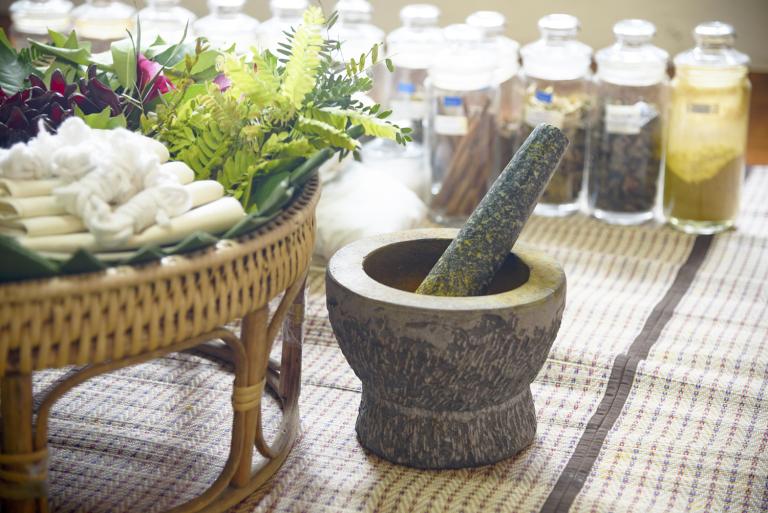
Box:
[415,123,569,297]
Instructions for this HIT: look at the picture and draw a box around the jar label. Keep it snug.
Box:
[435,115,468,136]
[391,99,427,120]
[605,102,657,135]
[687,103,719,115]
[524,107,564,129]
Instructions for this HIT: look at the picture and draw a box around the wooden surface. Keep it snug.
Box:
[748,73,768,164]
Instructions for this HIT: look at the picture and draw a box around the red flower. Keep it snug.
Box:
[138,54,174,102]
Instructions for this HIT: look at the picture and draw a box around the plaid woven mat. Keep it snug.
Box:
[34,170,768,513]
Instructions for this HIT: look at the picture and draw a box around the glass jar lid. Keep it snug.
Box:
[539,13,579,38]
[675,21,749,69]
[388,4,442,69]
[466,10,505,37]
[400,3,439,26]
[269,0,306,17]
[430,23,496,91]
[207,0,245,14]
[521,13,591,81]
[335,0,373,23]
[596,19,668,86]
[466,10,519,84]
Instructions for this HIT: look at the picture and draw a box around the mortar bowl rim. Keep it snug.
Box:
[326,228,565,313]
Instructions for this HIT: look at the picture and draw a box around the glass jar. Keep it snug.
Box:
[193,0,259,52]
[383,3,443,144]
[258,0,306,53]
[589,19,668,225]
[10,0,73,47]
[466,10,520,174]
[360,4,441,201]
[329,0,385,62]
[663,22,750,234]
[138,0,197,44]
[519,14,592,216]
[427,23,497,225]
[71,0,136,52]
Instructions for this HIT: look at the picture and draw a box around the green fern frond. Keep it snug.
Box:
[343,110,400,140]
[220,53,280,107]
[261,132,315,158]
[221,149,260,195]
[304,106,348,130]
[280,6,325,109]
[306,106,399,140]
[297,116,357,151]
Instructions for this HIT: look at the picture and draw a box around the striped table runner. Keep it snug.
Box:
[34,169,768,513]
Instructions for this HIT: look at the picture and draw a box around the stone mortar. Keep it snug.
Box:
[326,228,566,469]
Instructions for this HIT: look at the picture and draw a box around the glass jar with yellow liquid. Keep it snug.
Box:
[663,22,750,234]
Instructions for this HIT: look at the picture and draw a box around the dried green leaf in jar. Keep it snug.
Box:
[588,96,663,217]
[518,84,589,209]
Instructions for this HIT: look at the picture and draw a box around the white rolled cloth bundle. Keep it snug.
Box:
[0,215,85,237]
[0,117,169,180]
[53,157,195,247]
[0,178,66,198]
[3,180,221,239]
[21,196,244,253]
[0,196,67,219]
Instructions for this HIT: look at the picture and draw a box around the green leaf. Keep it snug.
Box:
[385,58,394,73]
[190,49,220,75]
[318,107,399,140]
[74,105,128,129]
[297,116,358,151]
[110,38,137,90]
[89,52,114,72]
[47,30,68,47]
[0,29,34,93]
[371,43,378,64]
[280,6,325,109]
[249,171,292,215]
[46,29,80,50]
[29,39,91,66]
[147,42,195,69]
[305,106,348,130]
[220,53,280,106]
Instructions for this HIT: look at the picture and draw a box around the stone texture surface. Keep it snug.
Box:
[326,230,566,469]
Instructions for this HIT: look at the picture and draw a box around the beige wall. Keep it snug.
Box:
[3,0,767,69]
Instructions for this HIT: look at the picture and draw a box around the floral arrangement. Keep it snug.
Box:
[0,6,411,217]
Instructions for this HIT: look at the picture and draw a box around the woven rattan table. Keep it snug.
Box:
[0,178,320,513]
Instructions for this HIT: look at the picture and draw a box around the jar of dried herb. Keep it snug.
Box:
[466,11,521,176]
[426,23,498,225]
[519,14,593,216]
[663,22,750,234]
[588,19,668,225]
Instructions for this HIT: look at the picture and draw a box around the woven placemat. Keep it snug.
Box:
[32,169,768,513]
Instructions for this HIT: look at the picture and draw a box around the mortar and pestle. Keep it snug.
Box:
[326,125,569,469]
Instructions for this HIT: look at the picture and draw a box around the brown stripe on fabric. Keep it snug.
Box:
[540,234,714,513]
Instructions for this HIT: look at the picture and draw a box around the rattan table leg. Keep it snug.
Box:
[233,306,271,487]
[1,373,39,513]
[279,277,305,406]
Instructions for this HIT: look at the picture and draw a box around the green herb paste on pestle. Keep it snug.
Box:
[415,123,569,297]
